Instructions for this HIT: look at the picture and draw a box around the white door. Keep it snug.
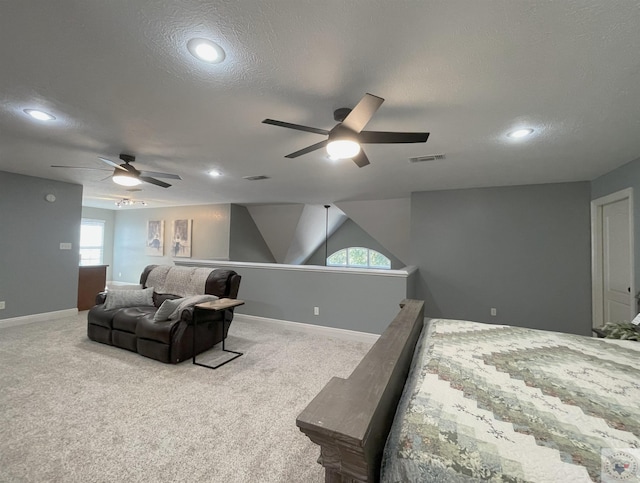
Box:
[601,198,632,324]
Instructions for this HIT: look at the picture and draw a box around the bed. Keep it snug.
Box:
[296,299,640,482]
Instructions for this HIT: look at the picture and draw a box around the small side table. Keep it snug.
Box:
[193,298,245,370]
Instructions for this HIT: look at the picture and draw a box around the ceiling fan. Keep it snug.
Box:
[51,154,181,188]
[262,93,430,167]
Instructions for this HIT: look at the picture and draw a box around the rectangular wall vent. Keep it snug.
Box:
[242,175,271,181]
[409,154,446,163]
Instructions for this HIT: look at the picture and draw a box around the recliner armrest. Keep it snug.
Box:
[180,306,195,323]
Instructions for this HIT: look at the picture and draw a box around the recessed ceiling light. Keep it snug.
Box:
[507,128,534,139]
[208,169,222,177]
[24,109,56,121]
[187,38,225,63]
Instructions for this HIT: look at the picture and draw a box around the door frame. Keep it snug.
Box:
[591,187,635,328]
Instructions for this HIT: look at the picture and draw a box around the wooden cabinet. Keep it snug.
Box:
[78,265,108,310]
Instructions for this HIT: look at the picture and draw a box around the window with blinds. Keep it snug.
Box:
[80,219,105,265]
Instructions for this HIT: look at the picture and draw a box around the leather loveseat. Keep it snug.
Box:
[87,265,241,363]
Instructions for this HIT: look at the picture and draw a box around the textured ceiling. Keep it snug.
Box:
[1,0,639,210]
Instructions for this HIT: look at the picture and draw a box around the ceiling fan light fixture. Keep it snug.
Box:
[326,139,361,160]
[187,38,225,63]
[112,171,141,186]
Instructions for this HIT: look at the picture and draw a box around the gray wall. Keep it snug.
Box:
[591,156,640,291]
[410,182,592,335]
[177,261,414,334]
[305,218,405,268]
[0,172,83,319]
[229,204,276,263]
[113,204,231,282]
[336,198,410,264]
[81,206,115,281]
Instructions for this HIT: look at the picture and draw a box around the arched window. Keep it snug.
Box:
[327,247,391,269]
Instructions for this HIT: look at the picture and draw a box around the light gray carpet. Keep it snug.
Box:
[0,313,373,482]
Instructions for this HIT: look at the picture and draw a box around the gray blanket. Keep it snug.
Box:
[146,266,212,297]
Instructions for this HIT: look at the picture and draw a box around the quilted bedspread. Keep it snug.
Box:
[381,319,640,482]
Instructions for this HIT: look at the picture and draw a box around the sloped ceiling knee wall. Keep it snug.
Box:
[245,199,409,266]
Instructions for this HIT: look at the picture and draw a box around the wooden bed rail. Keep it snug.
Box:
[296,299,425,483]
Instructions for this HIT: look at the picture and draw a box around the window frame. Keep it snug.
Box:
[326,247,391,270]
[79,218,105,266]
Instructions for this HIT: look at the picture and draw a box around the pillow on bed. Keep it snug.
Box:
[104,287,155,310]
[153,298,185,322]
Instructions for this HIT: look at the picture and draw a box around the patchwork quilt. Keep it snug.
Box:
[381,319,640,482]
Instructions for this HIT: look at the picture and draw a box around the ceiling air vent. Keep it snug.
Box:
[409,154,446,163]
[242,175,271,181]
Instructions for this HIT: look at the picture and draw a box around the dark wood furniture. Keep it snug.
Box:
[296,299,424,483]
[193,298,245,369]
[77,265,108,310]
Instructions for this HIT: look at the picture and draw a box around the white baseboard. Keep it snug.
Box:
[233,313,380,344]
[0,308,79,329]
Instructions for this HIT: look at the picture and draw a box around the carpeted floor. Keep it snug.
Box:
[0,313,373,482]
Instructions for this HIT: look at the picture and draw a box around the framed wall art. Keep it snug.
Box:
[172,219,192,257]
[146,220,164,256]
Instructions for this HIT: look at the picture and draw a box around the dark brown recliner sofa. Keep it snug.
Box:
[87,265,241,363]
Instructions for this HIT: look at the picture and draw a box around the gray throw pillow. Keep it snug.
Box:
[153,298,185,322]
[104,287,155,310]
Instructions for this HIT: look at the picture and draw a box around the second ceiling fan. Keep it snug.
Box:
[97,154,181,188]
[262,93,430,167]
[52,154,181,188]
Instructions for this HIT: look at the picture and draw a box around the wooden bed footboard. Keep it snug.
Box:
[296,299,425,483]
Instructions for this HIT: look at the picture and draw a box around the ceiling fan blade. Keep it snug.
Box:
[139,170,182,180]
[357,131,430,144]
[341,93,384,133]
[262,119,329,136]
[138,176,171,188]
[351,150,370,168]
[51,165,111,171]
[98,156,127,171]
[285,140,329,158]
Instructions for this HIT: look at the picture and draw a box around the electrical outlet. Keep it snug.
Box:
[0,301,5,310]
[313,306,319,316]
[490,308,497,316]
[59,242,72,250]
